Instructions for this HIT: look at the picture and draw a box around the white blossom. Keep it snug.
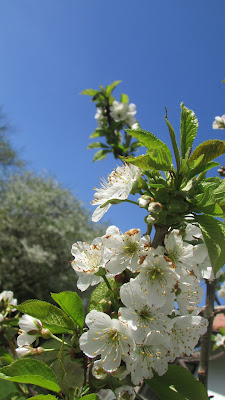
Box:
[110,101,137,127]
[71,238,105,291]
[92,164,141,222]
[125,332,173,385]
[215,333,225,348]
[95,107,105,127]
[114,385,136,400]
[0,290,17,311]
[212,115,225,129]
[79,310,135,372]
[17,315,42,347]
[103,228,150,275]
[92,360,108,380]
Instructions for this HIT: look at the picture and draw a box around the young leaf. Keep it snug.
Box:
[87,142,109,149]
[180,103,198,158]
[89,279,120,313]
[82,395,100,400]
[51,291,85,328]
[17,300,75,333]
[93,149,111,161]
[121,152,172,171]
[126,128,172,162]
[0,359,60,393]
[106,80,121,95]
[129,141,143,152]
[90,129,106,139]
[146,364,208,400]
[81,89,99,96]
[190,140,225,165]
[195,214,225,274]
[120,93,129,103]
[165,117,180,171]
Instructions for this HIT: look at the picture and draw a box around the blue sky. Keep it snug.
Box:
[0,0,225,235]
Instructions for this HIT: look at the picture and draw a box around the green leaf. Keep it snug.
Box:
[89,279,120,312]
[82,395,100,400]
[90,129,106,139]
[126,128,172,166]
[195,214,225,274]
[165,117,181,171]
[121,152,172,171]
[81,89,99,96]
[213,178,225,203]
[0,359,60,393]
[187,161,220,180]
[51,291,84,328]
[180,103,198,158]
[93,149,111,161]
[16,300,75,334]
[105,80,121,95]
[87,142,109,149]
[190,140,225,165]
[146,364,208,400]
[0,349,13,366]
[28,396,58,400]
[120,93,129,103]
[129,141,143,152]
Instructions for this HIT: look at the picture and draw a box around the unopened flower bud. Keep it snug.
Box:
[41,328,51,339]
[145,215,156,225]
[138,196,150,208]
[148,202,163,213]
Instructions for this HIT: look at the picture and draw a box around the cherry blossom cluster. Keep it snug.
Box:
[212,114,225,129]
[0,290,17,323]
[95,101,138,130]
[71,223,209,385]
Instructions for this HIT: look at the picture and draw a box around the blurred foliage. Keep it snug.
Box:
[0,172,105,303]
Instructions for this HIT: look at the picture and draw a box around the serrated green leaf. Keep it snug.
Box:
[180,103,198,158]
[120,93,129,103]
[17,300,75,334]
[187,161,220,180]
[81,89,99,96]
[146,364,208,400]
[105,80,121,96]
[87,142,109,149]
[121,152,172,171]
[93,149,111,161]
[195,215,225,274]
[190,140,225,165]
[126,128,172,168]
[0,359,60,393]
[28,395,58,400]
[90,129,106,139]
[213,178,225,203]
[51,291,84,328]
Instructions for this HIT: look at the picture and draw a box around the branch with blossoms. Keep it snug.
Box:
[2,94,225,400]
[82,81,142,161]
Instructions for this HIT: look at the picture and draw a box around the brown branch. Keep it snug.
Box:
[198,279,217,390]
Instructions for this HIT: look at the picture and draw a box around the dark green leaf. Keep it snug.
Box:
[81,89,99,96]
[93,150,111,161]
[105,80,121,95]
[87,142,109,149]
[0,349,13,366]
[51,291,84,328]
[146,364,208,400]
[195,215,225,274]
[190,140,225,165]
[0,359,60,393]
[17,300,75,334]
[180,103,198,158]
[120,93,129,103]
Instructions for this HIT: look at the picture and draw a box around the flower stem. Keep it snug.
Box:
[51,334,70,348]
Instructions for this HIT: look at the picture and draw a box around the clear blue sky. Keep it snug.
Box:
[0,0,225,234]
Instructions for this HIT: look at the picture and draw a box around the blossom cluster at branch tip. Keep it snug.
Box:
[71,223,209,385]
[212,114,225,129]
[91,163,141,222]
[110,101,137,129]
